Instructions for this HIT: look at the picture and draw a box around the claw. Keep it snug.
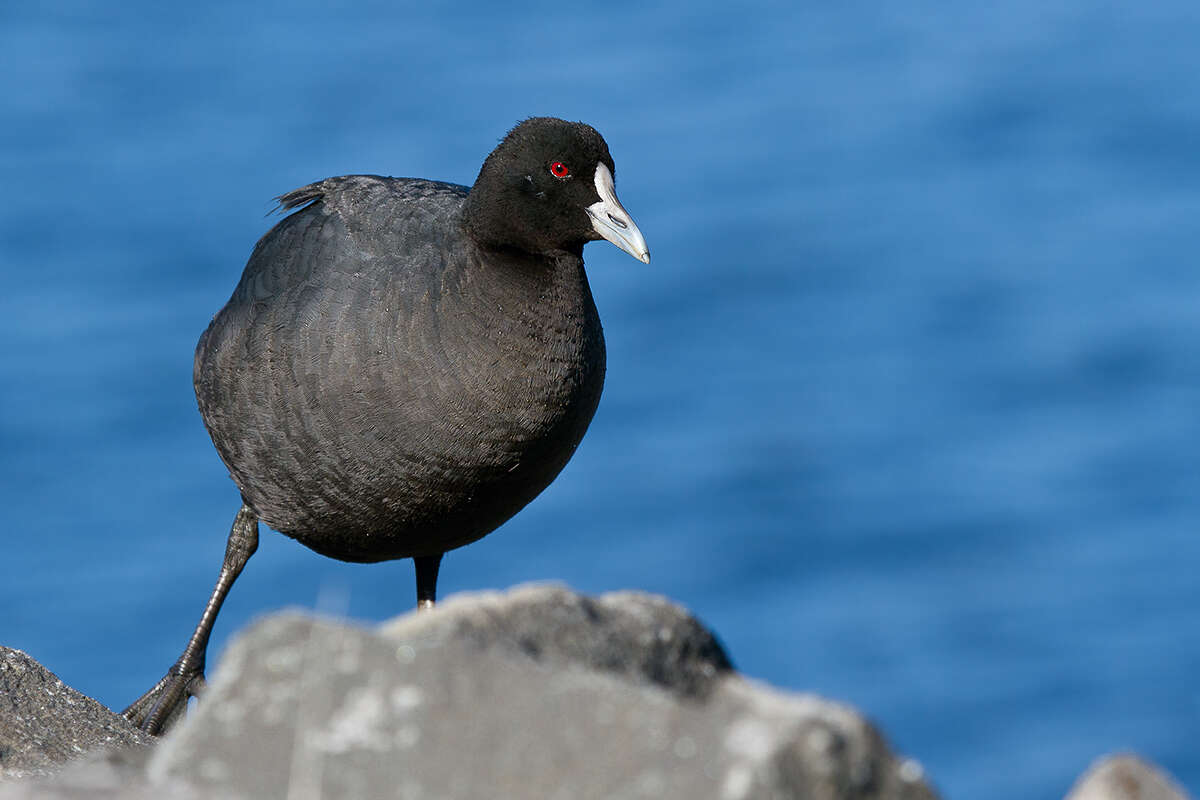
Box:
[122,665,205,735]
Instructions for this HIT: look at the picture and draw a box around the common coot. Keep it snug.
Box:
[123,117,649,733]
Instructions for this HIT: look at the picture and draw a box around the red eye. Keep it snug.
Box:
[550,161,570,178]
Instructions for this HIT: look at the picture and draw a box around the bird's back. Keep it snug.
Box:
[195,175,606,562]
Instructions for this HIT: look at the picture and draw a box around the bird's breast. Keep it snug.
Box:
[405,252,606,477]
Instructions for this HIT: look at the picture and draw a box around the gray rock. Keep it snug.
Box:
[147,584,936,799]
[1065,754,1193,800]
[0,646,152,780]
[376,584,734,698]
[0,747,177,800]
[2,585,938,799]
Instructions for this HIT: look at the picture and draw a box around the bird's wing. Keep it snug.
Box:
[193,176,473,484]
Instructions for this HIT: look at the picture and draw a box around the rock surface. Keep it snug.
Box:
[0,585,937,799]
[1065,754,1193,800]
[147,585,936,799]
[0,646,152,779]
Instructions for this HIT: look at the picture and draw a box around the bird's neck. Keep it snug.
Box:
[461,181,588,259]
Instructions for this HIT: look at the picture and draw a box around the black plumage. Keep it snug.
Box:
[196,175,605,562]
[125,117,649,733]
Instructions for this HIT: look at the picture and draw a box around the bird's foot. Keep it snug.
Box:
[121,662,207,735]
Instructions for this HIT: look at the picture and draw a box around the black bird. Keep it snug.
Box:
[123,117,649,733]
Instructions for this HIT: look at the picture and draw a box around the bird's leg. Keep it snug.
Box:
[414,553,443,610]
[122,504,259,735]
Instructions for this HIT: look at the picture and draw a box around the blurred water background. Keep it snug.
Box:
[3,2,1199,797]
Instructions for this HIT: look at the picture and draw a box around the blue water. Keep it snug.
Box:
[3,2,1199,797]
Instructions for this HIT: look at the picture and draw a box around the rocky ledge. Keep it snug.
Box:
[0,585,1191,799]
